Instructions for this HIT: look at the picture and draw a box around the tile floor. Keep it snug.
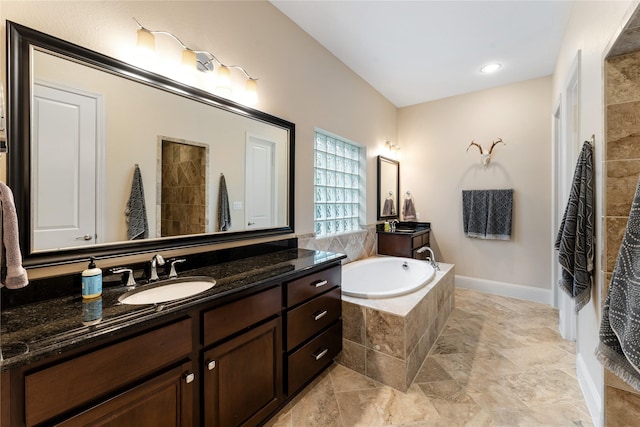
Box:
[265,288,593,426]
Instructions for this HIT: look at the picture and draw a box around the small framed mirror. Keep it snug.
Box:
[377,156,400,220]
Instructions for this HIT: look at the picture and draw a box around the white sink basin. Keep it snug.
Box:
[118,276,216,305]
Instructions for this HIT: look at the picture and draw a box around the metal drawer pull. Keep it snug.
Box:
[75,234,93,241]
[313,310,328,321]
[313,280,328,288]
[184,372,195,383]
[313,348,329,361]
[207,360,216,371]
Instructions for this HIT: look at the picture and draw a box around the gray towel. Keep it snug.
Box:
[382,198,396,216]
[554,141,594,312]
[217,174,231,232]
[403,197,416,221]
[596,173,640,391]
[125,164,148,240]
[462,189,513,240]
[0,181,28,289]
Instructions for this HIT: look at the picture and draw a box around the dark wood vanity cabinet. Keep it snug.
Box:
[21,318,194,427]
[378,229,430,259]
[202,286,283,427]
[1,261,343,427]
[284,265,342,395]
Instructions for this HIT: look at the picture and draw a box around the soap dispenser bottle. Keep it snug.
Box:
[82,257,102,299]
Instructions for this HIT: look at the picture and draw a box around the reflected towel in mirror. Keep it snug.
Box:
[217,174,231,232]
[125,164,148,240]
[0,181,28,289]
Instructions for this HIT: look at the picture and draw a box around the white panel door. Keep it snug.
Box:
[245,135,276,229]
[32,83,98,251]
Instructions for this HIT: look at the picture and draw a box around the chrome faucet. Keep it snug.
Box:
[390,219,400,232]
[149,254,166,282]
[416,246,439,270]
[111,267,136,289]
[169,259,186,278]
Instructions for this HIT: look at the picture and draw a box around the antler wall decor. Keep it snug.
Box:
[466,138,505,167]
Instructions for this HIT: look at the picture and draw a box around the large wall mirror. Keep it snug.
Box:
[377,156,399,220]
[6,21,295,267]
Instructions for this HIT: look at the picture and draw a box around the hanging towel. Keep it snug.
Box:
[217,174,231,232]
[462,189,513,240]
[403,197,416,221]
[125,164,148,240]
[554,141,594,312]
[596,174,640,391]
[0,181,28,289]
[382,198,396,216]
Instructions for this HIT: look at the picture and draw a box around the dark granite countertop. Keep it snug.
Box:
[376,221,431,236]
[0,248,345,370]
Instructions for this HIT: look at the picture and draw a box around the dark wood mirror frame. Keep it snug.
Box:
[377,155,400,220]
[6,21,295,267]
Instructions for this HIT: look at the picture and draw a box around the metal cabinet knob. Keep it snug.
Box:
[75,234,93,241]
[184,372,195,383]
[207,360,216,371]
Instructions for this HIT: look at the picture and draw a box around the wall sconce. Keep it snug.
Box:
[385,140,400,155]
[133,18,258,106]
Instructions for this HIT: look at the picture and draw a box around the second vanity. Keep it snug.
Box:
[377,221,431,259]
[0,246,345,427]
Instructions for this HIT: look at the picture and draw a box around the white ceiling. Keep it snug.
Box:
[271,1,573,108]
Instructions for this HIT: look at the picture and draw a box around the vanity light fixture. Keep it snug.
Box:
[480,63,502,74]
[133,18,258,105]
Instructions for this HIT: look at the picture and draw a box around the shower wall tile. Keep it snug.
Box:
[606,216,628,273]
[605,160,640,216]
[606,52,640,105]
[605,46,640,425]
[606,102,640,160]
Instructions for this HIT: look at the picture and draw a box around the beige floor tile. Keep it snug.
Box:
[264,288,594,427]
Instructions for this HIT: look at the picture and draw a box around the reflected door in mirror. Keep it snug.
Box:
[32,82,102,251]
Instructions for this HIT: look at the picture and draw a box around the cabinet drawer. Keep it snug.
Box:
[286,286,341,351]
[286,265,341,307]
[287,321,342,394]
[203,286,281,346]
[25,318,192,427]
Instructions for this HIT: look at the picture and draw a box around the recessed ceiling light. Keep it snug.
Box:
[480,63,502,73]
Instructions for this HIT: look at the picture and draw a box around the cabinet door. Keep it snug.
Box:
[203,317,282,427]
[55,361,194,427]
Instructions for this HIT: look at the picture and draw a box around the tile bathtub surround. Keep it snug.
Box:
[264,288,592,427]
[338,263,455,391]
[297,225,377,263]
[605,49,640,423]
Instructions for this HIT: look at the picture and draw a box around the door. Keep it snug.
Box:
[32,82,102,251]
[245,135,276,229]
[553,51,581,341]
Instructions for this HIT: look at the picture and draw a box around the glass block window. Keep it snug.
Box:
[314,129,364,237]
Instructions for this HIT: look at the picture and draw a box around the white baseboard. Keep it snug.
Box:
[577,352,603,427]
[455,275,551,305]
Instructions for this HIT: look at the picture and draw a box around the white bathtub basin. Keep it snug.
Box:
[118,276,216,305]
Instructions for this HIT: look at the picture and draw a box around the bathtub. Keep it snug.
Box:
[342,256,436,298]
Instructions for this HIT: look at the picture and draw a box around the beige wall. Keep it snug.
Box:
[0,0,397,277]
[398,76,552,289]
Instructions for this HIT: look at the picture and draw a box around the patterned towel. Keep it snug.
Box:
[596,173,640,391]
[554,141,594,312]
[125,164,148,240]
[462,189,513,240]
[217,174,231,232]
